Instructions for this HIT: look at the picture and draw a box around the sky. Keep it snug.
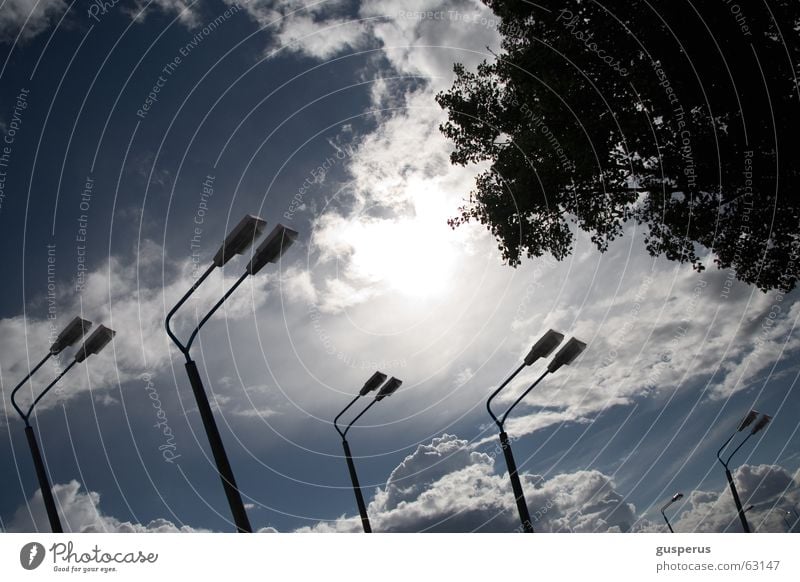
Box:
[0,0,798,534]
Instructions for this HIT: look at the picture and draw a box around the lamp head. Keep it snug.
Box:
[375,377,402,401]
[246,224,298,275]
[74,325,116,363]
[50,316,92,354]
[547,337,587,373]
[523,329,564,365]
[212,214,267,267]
[738,410,759,432]
[360,371,388,396]
[671,492,684,503]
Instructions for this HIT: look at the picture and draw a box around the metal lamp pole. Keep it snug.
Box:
[165,217,297,533]
[487,368,548,534]
[486,332,586,533]
[716,410,772,533]
[660,493,684,533]
[9,321,115,533]
[333,373,402,533]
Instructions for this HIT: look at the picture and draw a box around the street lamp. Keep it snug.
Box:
[745,505,793,532]
[165,216,297,533]
[784,510,797,532]
[764,506,798,532]
[486,331,586,533]
[716,409,772,533]
[333,372,403,533]
[660,492,684,533]
[9,321,115,533]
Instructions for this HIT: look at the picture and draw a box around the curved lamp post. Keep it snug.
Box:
[10,321,115,533]
[487,331,586,533]
[165,215,297,533]
[660,492,684,533]
[716,409,772,533]
[333,372,403,533]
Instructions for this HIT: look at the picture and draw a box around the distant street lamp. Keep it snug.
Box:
[784,510,797,532]
[716,410,772,533]
[486,331,586,533]
[333,372,403,533]
[660,492,684,533]
[745,505,794,532]
[10,321,115,533]
[165,216,297,533]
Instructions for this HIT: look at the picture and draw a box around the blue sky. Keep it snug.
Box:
[1,0,798,533]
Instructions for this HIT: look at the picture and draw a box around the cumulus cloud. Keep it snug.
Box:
[227,0,371,59]
[227,0,499,66]
[360,0,501,81]
[302,437,799,534]
[7,480,206,532]
[272,13,370,59]
[300,434,637,532]
[0,0,67,43]
[281,266,318,304]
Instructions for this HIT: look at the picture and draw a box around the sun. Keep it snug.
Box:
[337,193,459,299]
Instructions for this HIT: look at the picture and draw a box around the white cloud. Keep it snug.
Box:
[281,266,318,304]
[7,480,207,532]
[360,0,501,81]
[232,405,279,418]
[126,0,200,28]
[273,13,369,59]
[300,434,637,532]
[315,276,376,313]
[227,0,371,59]
[0,0,66,43]
[94,392,119,407]
[228,0,498,65]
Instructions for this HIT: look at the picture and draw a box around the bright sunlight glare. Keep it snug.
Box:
[328,187,461,299]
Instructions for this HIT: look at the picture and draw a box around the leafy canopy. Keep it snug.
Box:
[437,0,800,291]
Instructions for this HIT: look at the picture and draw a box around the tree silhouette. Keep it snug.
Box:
[437,0,799,292]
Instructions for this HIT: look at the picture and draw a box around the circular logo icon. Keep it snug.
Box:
[20,542,46,570]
